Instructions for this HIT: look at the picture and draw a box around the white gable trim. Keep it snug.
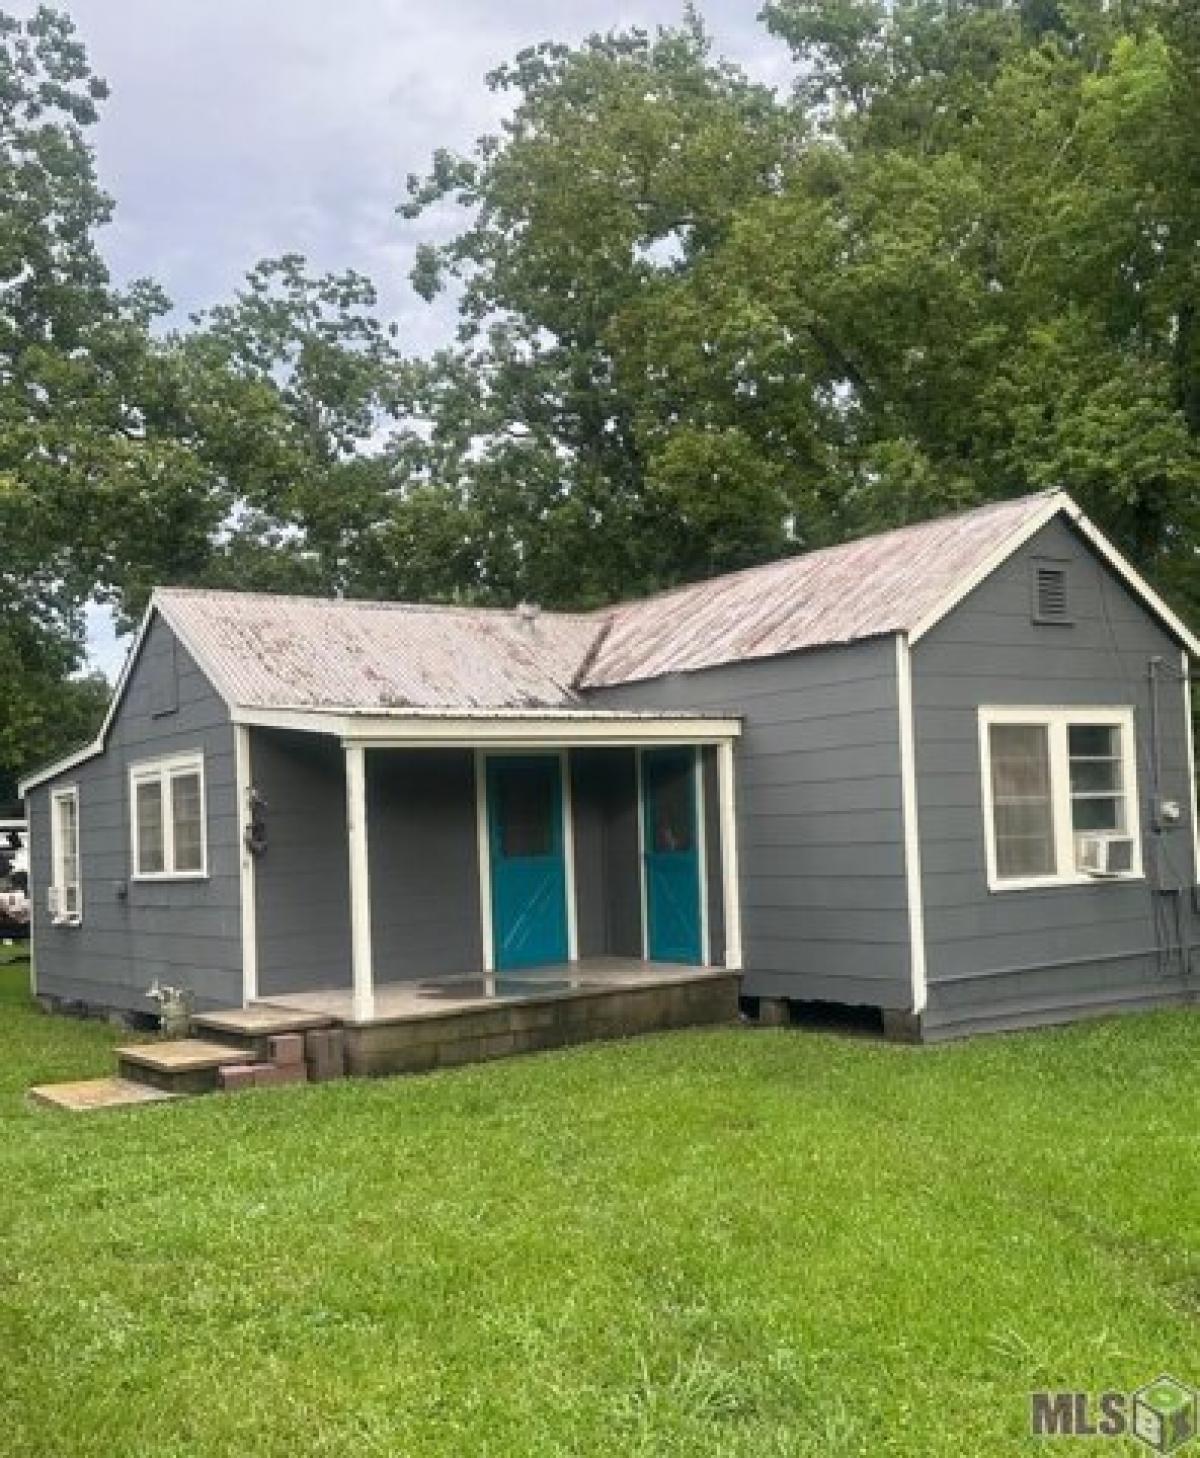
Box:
[908,492,1200,656]
[18,601,170,796]
[1063,503,1200,657]
[19,587,256,797]
[19,740,102,797]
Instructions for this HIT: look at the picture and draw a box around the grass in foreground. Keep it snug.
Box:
[0,959,1197,1457]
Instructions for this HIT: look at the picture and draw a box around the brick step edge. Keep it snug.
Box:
[218,1062,308,1092]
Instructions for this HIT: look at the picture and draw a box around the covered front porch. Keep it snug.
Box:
[263,956,711,1022]
[233,709,744,1057]
[257,956,740,1077]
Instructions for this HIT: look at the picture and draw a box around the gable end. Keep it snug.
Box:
[18,607,232,796]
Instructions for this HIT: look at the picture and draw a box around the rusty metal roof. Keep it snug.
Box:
[154,493,1060,710]
[580,492,1058,687]
[24,490,1197,793]
[154,591,599,711]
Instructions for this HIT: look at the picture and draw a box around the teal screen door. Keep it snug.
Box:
[642,748,703,965]
[487,755,569,971]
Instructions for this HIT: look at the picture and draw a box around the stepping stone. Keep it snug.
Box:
[28,1077,180,1113]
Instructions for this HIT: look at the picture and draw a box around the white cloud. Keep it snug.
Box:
[59,0,785,324]
[7,0,787,669]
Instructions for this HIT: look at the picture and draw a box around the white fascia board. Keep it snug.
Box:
[18,600,163,797]
[907,493,1066,645]
[338,715,744,747]
[908,491,1200,656]
[230,705,743,745]
[18,740,103,798]
[229,706,352,736]
[18,588,258,797]
[1063,502,1200,658]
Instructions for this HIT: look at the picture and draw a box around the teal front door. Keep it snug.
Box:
[642,747,703,965]
[487,755,569,971]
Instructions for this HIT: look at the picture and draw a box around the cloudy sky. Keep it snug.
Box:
[14,1,791,670]
[45,1,789,339]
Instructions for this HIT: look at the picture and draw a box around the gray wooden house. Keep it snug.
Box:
[20,490,1200,1054]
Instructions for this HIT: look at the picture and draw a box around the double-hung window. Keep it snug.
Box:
[130,753,207,879]
[980,708,1140,890]
[49,786,82,923]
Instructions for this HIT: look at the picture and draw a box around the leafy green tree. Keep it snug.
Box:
[5,0,1200,812]
[0,8,239,784]
[401,11,798,603]
[0,8,132,786]
[752,2,1200,601]
[402,1,1199,615]
[182,255,405,596]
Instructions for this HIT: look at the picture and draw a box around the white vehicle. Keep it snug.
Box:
[0,821,30,941]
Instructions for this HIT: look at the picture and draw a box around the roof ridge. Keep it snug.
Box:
[154,585,597,623]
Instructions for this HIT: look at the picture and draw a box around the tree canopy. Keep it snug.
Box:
[0,0,1197,793]
[404,0,1199,609]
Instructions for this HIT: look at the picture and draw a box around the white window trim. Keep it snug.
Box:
[49,784,82,926]
[129,750,209,881]
[978,706,1142,892]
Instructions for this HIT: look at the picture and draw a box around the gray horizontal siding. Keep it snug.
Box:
[367,749,483,981]
[28,614,241,1014]
[571,749,643,962]
[585,638,911,1009]
[252,728,351,997]
[252,741,486,993]
[914,515,1198,1035]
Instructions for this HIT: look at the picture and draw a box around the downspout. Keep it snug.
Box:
[896,634,928,1017]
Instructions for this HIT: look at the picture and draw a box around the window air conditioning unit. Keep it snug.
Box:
[1077,834,1135,877]
[47,884,78,921]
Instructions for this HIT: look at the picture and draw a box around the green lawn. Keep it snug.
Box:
[0,960,1197,1457]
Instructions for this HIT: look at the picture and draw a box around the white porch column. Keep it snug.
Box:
[717,739,743,971]
[234,724,258,1006]
[344,743,375,1022]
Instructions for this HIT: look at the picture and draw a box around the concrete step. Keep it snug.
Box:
[191,1005,338,1058]
[29,1076,181,1113]
[116,1039,257,1095]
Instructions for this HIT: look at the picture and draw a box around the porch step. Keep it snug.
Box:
[29,1076,181,1113]
[191,1005,339,1058]
[116,1039,257,1095]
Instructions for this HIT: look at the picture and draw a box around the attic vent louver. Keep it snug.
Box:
[1033,563,1071,624]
